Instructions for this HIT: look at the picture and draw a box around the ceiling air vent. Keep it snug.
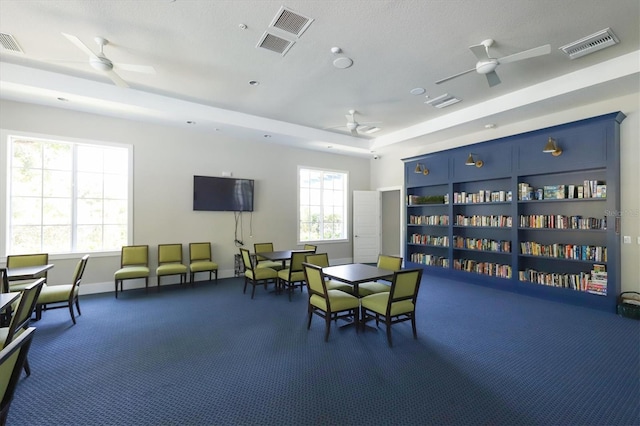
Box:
[0,33,24,53]
[257,32,295,56]
[425,93,461,109]
[270,6,314,37]
[559,28,619,60]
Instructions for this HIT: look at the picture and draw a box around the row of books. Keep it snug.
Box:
[518,267,607,295]
[453,259,512,278]
[518,214,606,230]
[518,180,606,201]
[455,214,512,227]
[408,215,449,225]
[409,234,449,247]
[452,190,512,204]
[519,241,607,262]
[409,253,449,267]
[587,265,607,295]
[453,236,511,252]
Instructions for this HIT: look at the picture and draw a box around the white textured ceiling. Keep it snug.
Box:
[0,0,638,157]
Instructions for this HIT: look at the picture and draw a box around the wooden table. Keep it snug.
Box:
[322,263,395,297]
[259,250,313,268]
[4,264,54,292]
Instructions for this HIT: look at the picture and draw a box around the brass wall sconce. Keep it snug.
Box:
[543,137,562,156]
[414,163,429,175]
[465,153,483,168]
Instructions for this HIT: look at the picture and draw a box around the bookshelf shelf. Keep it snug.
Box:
[403,112,624,311]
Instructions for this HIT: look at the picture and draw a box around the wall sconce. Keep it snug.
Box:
[465,153,483,168]
[414,163,429,175]
[542,137,562,156]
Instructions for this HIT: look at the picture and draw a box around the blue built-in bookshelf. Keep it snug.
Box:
[403,112,625,311]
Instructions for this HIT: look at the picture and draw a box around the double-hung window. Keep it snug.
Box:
[298,167,348,243]
[4,134,131,255]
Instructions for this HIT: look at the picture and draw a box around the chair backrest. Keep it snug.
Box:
[189,242,211,262]
[239,248,255,272]
[6,253,48,270]
[305,253,329,268]
[303,244,317,253]
[289,251,310,273]
[121,245,148,268]
[377,254,403,271]
[72,255,90,291]
[0,327,36,425]
[302,263,328,298]
[3,278,44,348]
[0,269,8,294]
[159,244,183,264]
[388,269,423,310]
[254,243,274,261]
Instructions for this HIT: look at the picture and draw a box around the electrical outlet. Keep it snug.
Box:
[623,236,631,244]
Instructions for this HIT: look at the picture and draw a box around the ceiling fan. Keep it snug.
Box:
[435,39,551,87]
[325,110,381,136]
[61,33,155,88]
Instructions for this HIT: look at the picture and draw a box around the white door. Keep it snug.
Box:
[353,190,381,263]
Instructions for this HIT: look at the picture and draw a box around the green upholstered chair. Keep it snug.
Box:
[0,278,44,377]
[253,242,284,271]
[189,242,218,284]
[6,253,49,292]
[360,268,423,347]
[303,244,318,253]
[304,253,352,293]
[277,251,310,301]
[157,244,188,287]
[240,248,277,299]
[303,262,361,342]
[0,327,36,426]
[114,245,150,298]
[357,254,403,297]
[35,255,89,324]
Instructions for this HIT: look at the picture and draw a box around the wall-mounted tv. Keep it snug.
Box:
[193,175,254,212]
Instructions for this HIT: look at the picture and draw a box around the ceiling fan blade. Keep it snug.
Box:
[62,33,99,59]
[469,43,490,61]
[114,63,156,74]
[104,69,129,88]
[350,128,359,136]
[485,71,501,87]
[499,44,551,64]
[435,67,477,85]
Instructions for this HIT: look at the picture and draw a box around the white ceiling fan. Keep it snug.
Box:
[61,32,155,88]
[325,110,381,136]
[435,39,551,87]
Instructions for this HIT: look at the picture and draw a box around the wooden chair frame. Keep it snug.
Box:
[0,327,36,426]
[240,248,277,299]
[35,255,89,324]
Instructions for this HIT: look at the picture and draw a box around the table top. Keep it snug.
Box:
[259,250,313,261]
[6,264,54,281]
[0,292,21,311]
[323,263,395,285]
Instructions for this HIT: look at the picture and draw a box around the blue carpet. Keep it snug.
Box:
[8,275,640,425]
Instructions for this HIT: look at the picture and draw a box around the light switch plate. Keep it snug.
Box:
[623,236,631,244]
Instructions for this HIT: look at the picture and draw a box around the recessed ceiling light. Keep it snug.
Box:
[333,57,353,69]
[410,88,426,95]
[249,80,259,86]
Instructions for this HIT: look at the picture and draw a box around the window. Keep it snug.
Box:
[298,167,348,242]
[5,134,131,255]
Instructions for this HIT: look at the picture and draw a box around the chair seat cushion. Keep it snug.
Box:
[326,280,353,293]
[361,293,414,316]
[157,264,188,276]
[357,281,391,296]
[257,261,284,271]
[190,261,218,273]
[311,290,359,312]
[114,266,150,279]
[277,269,305,282]
[38,284,76,304]
[246,267,278,280]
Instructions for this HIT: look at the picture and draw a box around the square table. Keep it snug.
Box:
[322,263,395,297]
[4,264,54,293]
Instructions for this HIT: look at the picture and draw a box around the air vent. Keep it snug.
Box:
[559,28,619,60]
[0,33,24,53]
[270,6,314,37]
[425,93,461,109]
[257,32,295,55]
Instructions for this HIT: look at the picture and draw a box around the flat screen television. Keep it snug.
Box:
[193,175,254,212]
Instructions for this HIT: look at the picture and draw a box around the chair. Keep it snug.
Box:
[114,245,150,298]
[35,255,89,324]
[360,268,423,347]
[303,244,318,253]
[0,279,44,377]
[253,243,284,271]
[189,242,218,284]
[6,253,48,292]
[277,251,310,301]
[303,262,361,342]
[304,253,352,293]
[0,327,36,426]
[240,248,278,299]
[357,254,403,297]
[157,244,188,287]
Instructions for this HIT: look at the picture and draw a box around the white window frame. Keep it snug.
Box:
[297,166,349,244]
[1,129,133,259]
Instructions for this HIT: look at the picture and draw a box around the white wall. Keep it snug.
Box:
[370,93,640,293]
[0,100,370,293]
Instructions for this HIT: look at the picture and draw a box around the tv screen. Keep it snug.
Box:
[193,176,254,212]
